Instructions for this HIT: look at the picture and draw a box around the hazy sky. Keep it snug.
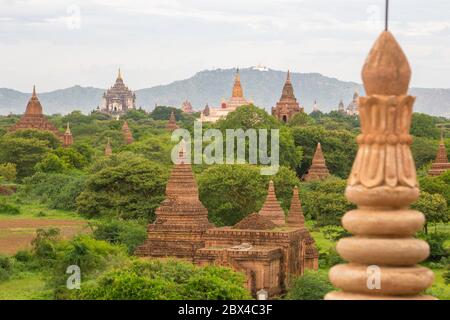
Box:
[1,0,450,92]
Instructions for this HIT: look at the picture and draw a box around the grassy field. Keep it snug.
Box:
[0,273,51,300]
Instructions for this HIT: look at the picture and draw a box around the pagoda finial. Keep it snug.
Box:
[118,68,122,80]
[32,85,36,97]
[362,31,411,96]
[65,122,71,134]
[286,70,291,82]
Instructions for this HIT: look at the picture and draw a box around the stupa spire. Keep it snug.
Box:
[304,142,330,181]
[258,180,285,226]
[122,120,133,144]
[24,85,43,116]
[104,138,112,156]
[286,186,305,227]
[428,128,450,176]
[63,122,73,147]
[117,68,122,80]
[232,68,244,98]
[166,110,179,131]
[326,26,435,300]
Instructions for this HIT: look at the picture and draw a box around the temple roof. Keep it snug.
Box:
[233,213,277,230]
[166,111,179,131]
[25,85,43,116]
[304,142,330,181]
[258,180,286,226]
[65,122,72,135]
[428,129,450,176]
[279,70,298,103]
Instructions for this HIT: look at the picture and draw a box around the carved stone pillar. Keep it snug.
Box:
[325,31,436,300]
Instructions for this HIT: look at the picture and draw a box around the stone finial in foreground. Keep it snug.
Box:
[326,31,435,300]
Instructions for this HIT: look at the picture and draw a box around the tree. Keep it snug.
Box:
[287,112,315,127]
[411,113,440,139]
[150,106,182,121]
[7,129,61,149]
[411,137,439,169]
[285,271,333,300]
[198,164,299,226]
[412,192,448,233]
[74,260,251,300]
[76,152,167,220]
[35,153,68,173]
[0,137,50,179]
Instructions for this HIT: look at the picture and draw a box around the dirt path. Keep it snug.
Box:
[0,219,88,255]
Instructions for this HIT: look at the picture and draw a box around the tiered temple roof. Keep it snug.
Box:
[122,121,133,144]
[63,122,73,147]
[166,111,179,131]
[9,86,63,139]
[100,69,136,115]
[304,142,330,181]
[258,181,286,226]
[286,186,305,227]
[428,130,450,176]
[135,143,212,259]
[272,71,303,122]
[181,100,193,113]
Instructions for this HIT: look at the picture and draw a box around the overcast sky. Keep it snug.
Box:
[1,0,450,92]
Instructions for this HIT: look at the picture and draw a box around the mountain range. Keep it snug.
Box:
[1,67,449,117]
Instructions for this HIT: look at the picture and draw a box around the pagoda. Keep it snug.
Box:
[100,69,136,115]
[272,71,303,123]
[181,100,193,113]
[346,91,360,115]
[122,121,133,144]
[63,123,73,147]
[338,99,345,114]
[222,69,250,111]
[166,111,179,131]
[258,180,286,226]
[135,143,213,260]
[104,138,112,156]
[304,142,330,181]
[428,129,450,176]
[286,186,305,227]
[9,86,62,140]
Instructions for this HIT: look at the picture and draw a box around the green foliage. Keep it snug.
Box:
[0,198,21,215]
[21,172,86,211]
[0,163,17,182]
[0,137,50,179]
[285,271,333,300]
[420,171,450,206]
[418,232,449,261]
[90,219,147,254]
[0,255,13,282]
[411,113,440,139]
[35,153,68,173]
[287,112,315,127]
[76,152,167,220]
[301,177,354,226]
[198,164,266,226]
[151,106,182,121]
[292,126,357,178]
[198,164,299,226]
[122,134,174,166]
[7,129,61,149]
[411,137,439,169]
[321,225,350,242]
[319,247,344,268]
[74,260,251,300]
[412,192,449,232]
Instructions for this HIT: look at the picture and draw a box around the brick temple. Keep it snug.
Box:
[136,145,319,297]
[99,69,136,115]
[9,86,63,141]
[304,142,330,181]
[272,71,304,123]
[428,130,450,176]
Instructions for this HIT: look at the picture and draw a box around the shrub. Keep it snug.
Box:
[319,247,344,268]
[418,232,449,261]
[90,219,147,254]
[74,260,251,300]
[321,225,350,242]
[0,255,13,282]
[0,198,21,215]
[0,163,17,182]
[285,271,333,300]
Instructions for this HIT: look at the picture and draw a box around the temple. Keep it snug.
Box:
[9,86,63,140]
[304,143,330,181]
[136,148,319,297]
[338,99,345,114]
[428,129,450,176]
[104,138,112,156]
[181,100,194,113]
[99,69,136,115]
[346,91,359,115]
[122,121,133,144]
[63,123,73,147]
[166,111,179,131]
[200,69,252,123]
[272,71,303,122]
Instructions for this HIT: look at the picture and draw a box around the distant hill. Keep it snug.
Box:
[1,68,449,117]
